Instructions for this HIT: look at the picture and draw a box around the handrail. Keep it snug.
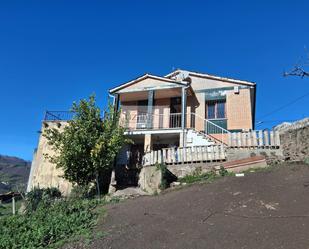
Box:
[190,113,230,134]
[190,112,230,145]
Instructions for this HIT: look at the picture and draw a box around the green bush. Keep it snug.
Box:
[0,198,98,249]
[179,168,217,184]
[70,184,97,199]
[26,187,62,213]
[218,166,229,176]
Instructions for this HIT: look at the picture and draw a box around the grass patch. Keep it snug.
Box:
[178,166,234,185]
[179,168,218,184]
[0,198,100,249]
[0,199,22,218]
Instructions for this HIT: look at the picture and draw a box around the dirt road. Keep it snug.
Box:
[81,163,309,249]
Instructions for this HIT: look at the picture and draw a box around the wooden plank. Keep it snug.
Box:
[237,132,242,147]
[155,151,158,165]
[247,132,252,147]
[198,146,201,162]
[178,148,182,163]
[252,131,257,147]
[201,146,205,161]
[162,149,166,164]
[188,147,192,163]
[275,130,281,146]
[211,145,216,161]
[258,130,263,147]
[158,150,162,164]
[270,130,274,147]
[183,147,186,163]
[228,133,232,147]
[241,133,247,147]
[263,130,269,147]
[220,144,225,160]
[172,147,176,164]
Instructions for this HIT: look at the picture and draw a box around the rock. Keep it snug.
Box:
[111,187,149,198]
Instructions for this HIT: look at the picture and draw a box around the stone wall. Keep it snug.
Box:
[279,125,309,161]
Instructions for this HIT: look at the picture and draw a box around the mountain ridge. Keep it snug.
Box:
[0,154,31,194]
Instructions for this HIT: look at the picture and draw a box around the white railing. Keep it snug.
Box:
[120,112,182,130]
[228,130,280,148]
[143,145,226,166]
[190,113,230,145]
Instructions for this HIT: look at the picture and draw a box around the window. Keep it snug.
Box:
[206,100,226,119]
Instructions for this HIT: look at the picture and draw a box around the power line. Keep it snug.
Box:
[257,91,309,121]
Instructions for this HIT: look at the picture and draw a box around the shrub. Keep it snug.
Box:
[156,163,177,190]
[179,168,217,184]
[0,198,98,249]
[26,187,62,213]
[218,166,229,176]
[70,184,96,199]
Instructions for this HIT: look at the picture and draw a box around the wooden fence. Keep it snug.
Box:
[143,145,226,166]
[228,130,280,148]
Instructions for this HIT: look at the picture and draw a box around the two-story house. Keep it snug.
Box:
[28,69,260,194]
[109,69,256,186]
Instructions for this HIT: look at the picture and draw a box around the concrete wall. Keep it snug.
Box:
[27,122,72,196]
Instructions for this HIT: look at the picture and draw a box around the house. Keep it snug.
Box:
[28,69,282,195]
[108,69,256,186]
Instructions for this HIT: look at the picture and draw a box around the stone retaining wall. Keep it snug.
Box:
[279,125,309,162]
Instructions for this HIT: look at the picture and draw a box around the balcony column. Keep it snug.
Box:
[181,87,187,147]
[147,90,154,129]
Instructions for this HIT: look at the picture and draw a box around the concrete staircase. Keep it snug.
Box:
[186,129,216,147]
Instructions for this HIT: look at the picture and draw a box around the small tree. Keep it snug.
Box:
[44,95,130,192]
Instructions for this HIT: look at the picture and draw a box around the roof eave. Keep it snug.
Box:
[109,74,189,94]
[165,69,256,86]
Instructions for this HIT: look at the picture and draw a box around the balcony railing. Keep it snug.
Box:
[44,111,76,121]
[120,112,182,130]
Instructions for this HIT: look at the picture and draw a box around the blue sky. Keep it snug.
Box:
[0,0,308,160]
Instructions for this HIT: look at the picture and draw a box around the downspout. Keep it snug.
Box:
[252,85,257,130]
[181,84,191,148]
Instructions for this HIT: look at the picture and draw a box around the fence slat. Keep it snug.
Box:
[263,130,269,147]
[270,130,274,147]
[252,131,257,147]
[275,131,280,146]
[258,130,263,146]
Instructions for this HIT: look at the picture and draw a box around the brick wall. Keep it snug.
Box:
[226,88,253,130]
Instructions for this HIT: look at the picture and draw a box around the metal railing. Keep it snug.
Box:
[44,111,76,121]
[120,112,182,130]
[190,113,230,145]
